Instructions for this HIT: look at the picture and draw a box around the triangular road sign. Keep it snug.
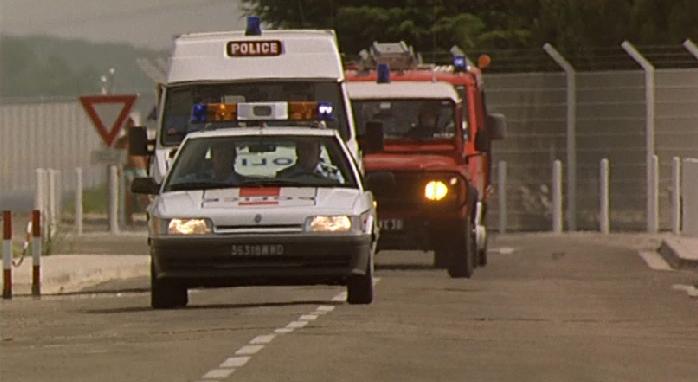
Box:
[79,94,137,147]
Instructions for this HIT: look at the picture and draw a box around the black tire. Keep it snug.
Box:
[433,250,450,268]
[151,261,188,309]
[347,251,373,305]
[447,217,476,278]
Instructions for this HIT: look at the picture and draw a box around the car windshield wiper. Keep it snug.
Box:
[166,182,234,191]
[236,179,301,186]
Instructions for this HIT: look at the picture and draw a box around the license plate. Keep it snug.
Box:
[231,244,285,256]
[379,218,404,231]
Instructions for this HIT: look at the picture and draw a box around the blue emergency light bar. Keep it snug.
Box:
[376,63,391,83]
[453,55,467,71]
[245,16,262,36]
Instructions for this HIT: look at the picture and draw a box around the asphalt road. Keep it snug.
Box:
[1,234,697,382]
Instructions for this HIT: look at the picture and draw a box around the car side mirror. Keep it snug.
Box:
[131,177,160,195]
[361,120,384,154]
[364,171,395,192]
[486,113,507,140]
[128,126,152,156]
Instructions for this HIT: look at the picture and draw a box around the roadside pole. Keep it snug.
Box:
[109,165,120,235]
[552,160,563,233]
[31,210,41,297]
[498,161,507,233]
[672,157,681,235]
[75,167,83,235]
[600,159,610,234]
[3,211,12,299]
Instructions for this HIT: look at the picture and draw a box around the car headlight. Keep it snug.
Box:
[424,180,449,201]
[306,216,352,232]
[167,218,212,235]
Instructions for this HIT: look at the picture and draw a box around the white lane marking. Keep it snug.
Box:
[300,314,318,320]
[220,357,250,368]
[497,247,515,255]
[287,320,308,329]
[235,345,264,355]
[316,305,335,313]
[274,327,294,334]
[638,250,673,271]
[250,334,276,345]
[202,369,235,379]
[332,292,347,301]
[672,284,698,297]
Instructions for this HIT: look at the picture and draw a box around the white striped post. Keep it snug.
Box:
[498,161,508,233]
[109,165,120,234]
[552,160,563,233]
[48,169,58,239]
[600,159,610,234]
[75,167,83,235]
[3,211,12,299]
[31,210,42,297]
[672,157,681,235]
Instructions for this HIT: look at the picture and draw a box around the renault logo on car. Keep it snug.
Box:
[254,214,262,224]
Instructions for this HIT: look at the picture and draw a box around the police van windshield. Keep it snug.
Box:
[164,135,358,191]
[353,99,455,140]
[162,81,349,145]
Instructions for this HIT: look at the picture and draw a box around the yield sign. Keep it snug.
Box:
[79,94,137,147]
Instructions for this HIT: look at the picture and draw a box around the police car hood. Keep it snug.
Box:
[157,187,364,226]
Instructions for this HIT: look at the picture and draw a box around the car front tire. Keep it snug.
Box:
[151,261,188,309]
[447,218,476,278]
[347,251,373,305]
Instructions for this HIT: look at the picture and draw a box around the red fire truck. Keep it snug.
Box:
[346,42,505,278]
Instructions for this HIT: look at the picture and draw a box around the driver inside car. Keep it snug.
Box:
[276,140,344,183]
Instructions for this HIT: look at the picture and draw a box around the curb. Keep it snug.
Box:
[658,239,698,270]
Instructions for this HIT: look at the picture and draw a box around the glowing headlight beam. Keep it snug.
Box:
[168,218,211,235]
[424,181,449,201]
[308,216,352,232]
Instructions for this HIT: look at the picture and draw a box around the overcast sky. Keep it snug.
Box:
[0,0,247,49]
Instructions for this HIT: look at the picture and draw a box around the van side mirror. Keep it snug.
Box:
[361,120,384,154]
[131,177,160,195]
[486,113,507,140]
[128,126,151,156]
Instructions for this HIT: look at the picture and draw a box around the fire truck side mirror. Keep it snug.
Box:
[486,113,507,140]
[361,120,385,154]
[128,126,152,156]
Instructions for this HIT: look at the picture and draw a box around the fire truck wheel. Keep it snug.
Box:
[151,261,188,309]
[447,218,476,278]
[347,251,374,305]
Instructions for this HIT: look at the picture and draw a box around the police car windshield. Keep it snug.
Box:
[162,81,349,145]
[164,135,358,191]
[353,99,455,140]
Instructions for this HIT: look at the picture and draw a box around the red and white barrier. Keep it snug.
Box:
[3,211,12,299]
[32,210,41,296]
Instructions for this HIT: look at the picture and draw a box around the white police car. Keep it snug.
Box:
[133,103,378,308]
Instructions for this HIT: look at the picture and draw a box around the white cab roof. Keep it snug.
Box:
[169,30,344,83]
[346,81,459,102]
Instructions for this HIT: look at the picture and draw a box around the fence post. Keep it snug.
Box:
[32,210,42,297]
[600,159,610,234]
[498,161,507,233]
[109,165,120,234]
[552,160,563,233]
[672,157,681,235]
[75,167,83,235]
[3,211,12,300]
[648,155,659,234]
[621,41,656,234]
[543,43,576,231]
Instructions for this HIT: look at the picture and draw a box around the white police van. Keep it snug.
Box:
[132,100,378,308]
[134,17,360,183]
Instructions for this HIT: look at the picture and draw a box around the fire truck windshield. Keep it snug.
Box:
[352,99,455,140]
[161,81,349,145]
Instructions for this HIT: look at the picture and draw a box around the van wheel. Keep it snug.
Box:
[151,261,188,309]
[347,251,373,305]
[447,218,476,278]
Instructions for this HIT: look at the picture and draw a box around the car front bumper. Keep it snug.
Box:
[150,234,372,288]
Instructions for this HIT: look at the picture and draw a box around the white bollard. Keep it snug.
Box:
[48,169,58,239]
[498,161,507,234]
[682,158,698,237]
[119,165,127,229]
[648,155,659,233]
[109,165,120,234]
[31,210,42,297]
[75,167,83,236]
[672,157,681,235]
[552,160,563,233]
[600,158,610,234]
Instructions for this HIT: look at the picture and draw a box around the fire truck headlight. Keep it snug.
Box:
[424,181,449,201]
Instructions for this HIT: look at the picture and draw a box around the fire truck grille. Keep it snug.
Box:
[369,172,424,207]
